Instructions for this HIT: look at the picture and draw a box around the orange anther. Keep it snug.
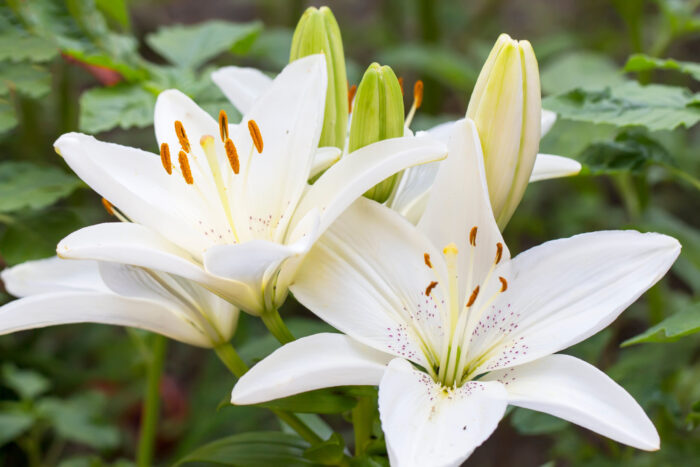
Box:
[101,198,115,216]
[160,142,172,175]
[413,80,423,109]
[178,150,194,184]
[495,242,503,264]
[348,84,357,113]
[424,253,433,268]
[218,110,229,142]
[398,77,404,96]
[466,286,480,307]
[174,120,191,153]
[469,226,478,247]
[225,138,240,174]
[248,119,263,153]
[499,277,508,292]
[425,281,438,297]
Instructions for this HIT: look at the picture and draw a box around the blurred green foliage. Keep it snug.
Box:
[0,0,698,465]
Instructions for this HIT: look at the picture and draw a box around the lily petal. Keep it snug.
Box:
[309,147,342,180]
[379,359,507,467]
[1,257,109,296]
[294,134,447,236]
[418,118,510,307]
[211,66,273,115]
[541,109,557,137]
[232,333,392,405]
[471,231,680,374]
[0,292,210,347]
[530,154,582,182]
[292,198,447,367]
[483,354,659,450]
[58,222,262,314]
[388,160,440,225]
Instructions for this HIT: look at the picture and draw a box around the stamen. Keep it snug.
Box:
[413,80,423,109]
[443,243,458,256]
[466,286,480,307]
[160,143,172,175]
[424,253,433,268]
[499,276,508,292]
[218,110,229,142]
[469,226,478,247]
[174,120,191,153]
[248,119,263,153]
[348,84,357,113]
[425,281,438,297]
[178,150,194,184]
[101,198,114,216]
[225,138,240,174]
[398,77,404,95]
[495,242,503,264]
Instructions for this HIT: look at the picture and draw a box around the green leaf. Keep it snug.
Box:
[0,97,17,133]
[510,407,568,435]
[58,456,135,467]
[624,54,700,81]
[2,364,51,400]
[622,301,700,346]
[79,84,156,133]
[0,407,35,446]
[0,29,57,62]
[37,391,120,449]
[544,81,700,131]
[578,129,673,175]
[175,431,319,466]
[256,388,357,414]
[94,0,130,29]
[0,162,83,213]
[541,51,625,95]
[146,20,261,69]
[303,433,345,465]
[0,62,51,98]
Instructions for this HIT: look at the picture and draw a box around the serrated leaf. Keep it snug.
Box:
[622,301,700,346]
[175,431,318,466]
[510,407,568,435]
[0,407,35,446]
[624,54,700,81]
[256,388,357,414]
[79,84,156,133]
[578,129,672,175]
[0,98,17,133]
[0,162,83,213]
[544,81,700,131]
[0,62,51,98]
[146,20,261,69]
[0,29,57,62]
[2,364,51,400]
[540,51,625,95]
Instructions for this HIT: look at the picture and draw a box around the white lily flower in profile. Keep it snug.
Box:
[230,118,680,466]
[54,54,446,320]
[0,257,237,347]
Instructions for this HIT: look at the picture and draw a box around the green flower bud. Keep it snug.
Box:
[466,33,541,230]
[348,63,405,203]
[290,6,348,149]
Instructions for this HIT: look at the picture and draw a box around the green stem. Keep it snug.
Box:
[214,341,249,378]
[660,163,700,191]
[261,308,296,344]
[272,411,323,445]
[137,334,167,467]
[352,396,374,456]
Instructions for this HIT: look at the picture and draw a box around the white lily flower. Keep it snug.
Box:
[0,257,237,347]
[54,55,447,318]
[231,119,680,466]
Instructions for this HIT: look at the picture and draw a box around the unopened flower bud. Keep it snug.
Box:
[466,33,541,229]
[348,63,405,203]
[290,6,348,149]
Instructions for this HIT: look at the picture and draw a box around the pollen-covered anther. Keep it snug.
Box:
[413,80,423,109]
[348,84,357,113]
[101,198,115,216]
[469,226,478,247]
[424,253,433,268]
[218,110,229,142]
[178,150,194,185]
[160,142,172,175]
[495,242,503,264]
[425,281,438,297]
[225,138,240,174]
[499,276,508,292]
[248,119,263,153]
[466,285,480,307]
[398,77,404,95]
[174,120,191,153]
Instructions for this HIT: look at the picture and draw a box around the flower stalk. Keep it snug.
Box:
[137,334,167,467]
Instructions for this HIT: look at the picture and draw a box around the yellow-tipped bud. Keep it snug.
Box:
[348,63,405,203]
[466,33,541,230]
[290,6,348,149]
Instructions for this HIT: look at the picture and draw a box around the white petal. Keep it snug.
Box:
[54,132,219,257]
[0,292,210,347]
[379,359,507,467]
[483,354,659,450]
[471,231,680,374]
[1,257,109,296]
[388,160,440,225]
[58,222,263,314]
[211,66,273,115]
[309,147,342,180]
[418,118,510,308]
[294,134,447,236]
[425,120,455,144]
[292,198,448,367]
[529,154,582,182]
[232,333,392,405]
[540,109,557,137]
